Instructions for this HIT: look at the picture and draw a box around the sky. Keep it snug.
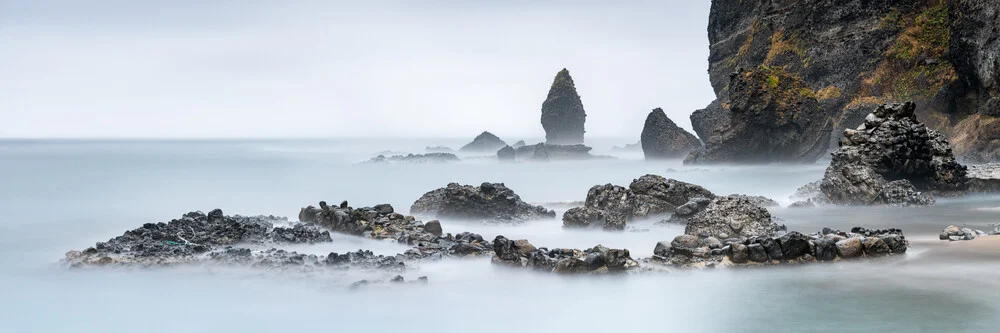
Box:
[0,0,716,139]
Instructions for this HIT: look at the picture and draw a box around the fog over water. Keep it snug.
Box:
[2,139,1000,332]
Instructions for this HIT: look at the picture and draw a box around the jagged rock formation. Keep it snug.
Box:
[491,236,638,274]
[410,182,555,223]
[496,145,515,162]
[511,140,527,149]
[685,66,832,164]
[682,196,784,239]
[563,175,714,230]
[701,0,1000,161]
[541,69,586,144]
[818,102,968,206]
[640,108,702,159]
[366,153,460,164]
[655,227,907,268]
[459,131,507,153]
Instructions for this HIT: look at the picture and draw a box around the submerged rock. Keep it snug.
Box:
[460,131,508,153]
[640,107,702,159]
[685,66,832,164]
[541,68,586,145]
[366,153,460,164]
[491,236,637,274]
[818,102,968,206]
[410,182,555,223]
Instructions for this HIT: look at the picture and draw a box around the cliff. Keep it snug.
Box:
[699,0,999,162]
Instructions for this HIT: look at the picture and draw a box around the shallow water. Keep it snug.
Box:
[2,139,999,332]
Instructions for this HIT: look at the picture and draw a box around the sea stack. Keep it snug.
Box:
[640,108,702,159]
[541,68,586,145]
[459,131,507,153]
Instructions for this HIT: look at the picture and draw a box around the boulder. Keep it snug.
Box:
[684,196,782,239]
[777,232,812,259]
[541,69,586,144]
[819,102,969,206]
[835,238,863,259]
[410,182,555,223]
[459,131,508,153]
[862,237,891,257]
[423,220,443,237]
[813,238,837,261]
[640,107,702,159]
[746,243,768,262]
[729,243,749,263]
[684,66,832,164]
[562,207,608,229]
[630,174,716,218]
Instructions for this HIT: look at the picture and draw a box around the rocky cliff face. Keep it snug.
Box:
[701,0,999,162]
[541,69,586,145]
[686,66,832,164]
[640,108,702,159]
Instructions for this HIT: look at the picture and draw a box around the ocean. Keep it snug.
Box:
[2,138,999,332]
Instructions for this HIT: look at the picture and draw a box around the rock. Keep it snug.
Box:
[511,140,527,149]
[425,146,454,153]
[497,145,515,162]
[553,258,589,274]
[729,243,749,264]
[819,102,970,206]
[789,200,815,208]
[684,196,782,239]
[653,241,671,257]
[835,238,863,259]
[640,107,701,159]
[410,182,555,223]
[630,175,716,218]
[940,225,980,241]
[684,66,832,164]
[373,204,394,215]
[702,237,723,249]
[757,237,783,261]
[491,236,522,266]
[562,207,608,229]
[725,194,779,208]
[541,68,586,144]
[813,238,837,261]
[459,131,507,153]
[862,237,891,257]
[611,142,641,152]
[513,143,599,161]
[514,239,537,257]
[366,153,460,164]
[747,243,768,262]
[777,231,812,259]
[671,234,700,249]
[581,184,633,230]
[423,220,442,237]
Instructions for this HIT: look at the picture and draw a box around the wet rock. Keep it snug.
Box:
[541,68,586,145]
[862,237,891,257]
[653,241,671,257]
[630,175,716,218]
[939,225,983,241]
[562,207,607,229]
[423,220,443,237]
[747,243,768,262]
[813,238,837,261]
[459,131,508,153]
[410,182,555,223]
[835,238,863,259]
[580,184,633,230]
[777,232,812,260]
[640,107,701,159]
[702,237,723,249]
[271,225,332,243]
[729,243,749,264]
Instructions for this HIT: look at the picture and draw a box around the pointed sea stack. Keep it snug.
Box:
[541,69,586,145]
[460,131,507,153]
[640,108,702,159]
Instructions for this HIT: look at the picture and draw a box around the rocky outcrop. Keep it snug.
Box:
[703,0,1000,161]
[459,131,507,153]
[64,209,331,267]
[496,145,515,162]
[366,153,459,164]
[541,69,586,144]
[512,143,605,161]
[640,108,702,159]
[818,102,968,206]
[655,227,907,268]
[491,236,638,274]
[682,196,784,239]
[685,66,832,164]
[938,225,995,241]
[409,182,555,223]
[511,140,527,149]
[563,175,714,230]
[425,146,454,153]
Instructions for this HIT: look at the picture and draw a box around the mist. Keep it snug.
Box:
[0,0,714,139]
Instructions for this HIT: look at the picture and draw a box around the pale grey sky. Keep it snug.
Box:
[0,0,715,139]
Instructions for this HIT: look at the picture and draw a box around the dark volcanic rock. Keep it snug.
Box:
[492,237,637,274]
[460,131,507,153]
[685,66,832,164]
[513,143,601,161]
[511,140,527,149]
[541,68,586,145]
[640,108,702,159]
[561,207,607,229]
[410,182,555,223]
[818,102,968,206]
[566,174,716,230]
[629,174,716,218]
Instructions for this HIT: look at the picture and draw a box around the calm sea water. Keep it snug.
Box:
[2,138,999,332]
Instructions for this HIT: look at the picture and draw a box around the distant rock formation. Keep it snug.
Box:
[366,153,459,164]
[818,102,968,206]
[496,145,515,162]
[425,146,454,153]
[640,108,702,159]
[410,182,555,223]
[611,142,641,152]
[459,131,507,153]
[513,143,601,161]
[511,140,527,149]
[541,69,586,145]
[684,66,832,164]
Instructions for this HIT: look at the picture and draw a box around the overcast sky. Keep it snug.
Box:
[0,0,715,139]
